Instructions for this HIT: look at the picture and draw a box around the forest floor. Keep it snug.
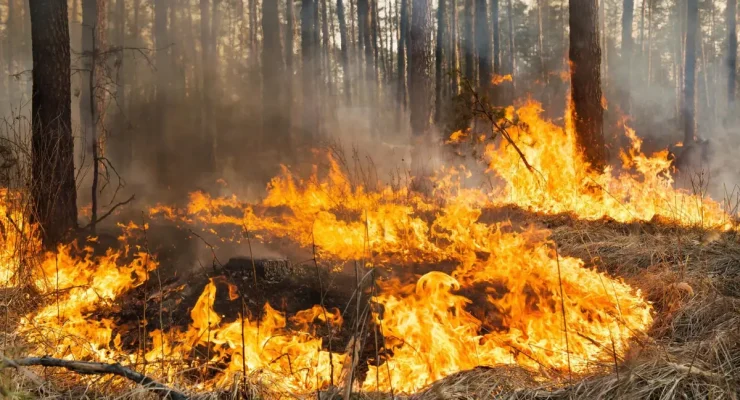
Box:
[2,206,739,400]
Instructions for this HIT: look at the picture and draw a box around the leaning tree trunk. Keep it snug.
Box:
[727,0,737,109]
[409,0,431,141]
[463,0,474,82]
[621,0,634,111]
[29,0,78,246]
[475,0,491,95]
[683,0,698,144]
[569,0,606,170]
[435,0,446,123]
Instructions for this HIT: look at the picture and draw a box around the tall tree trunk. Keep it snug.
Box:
[286,0,295,118]
[450,0,459,96]
[337,0,351,102]
[506,0,515,94]
[263,0,289,148]
[435,0,446,122]
[683,0,698,143]
[371,0,380,80]
[29,0,78,246]
[569,0,606,170]
[621,0,634,111]
[114,0,127,166]
[410,0,431,167]
[200,0,214,169]
[727,0,737,109]
[321,0,332,97]
[491,0,499,75]
[302,0,320,139]
[463,0,474,81]
[6,0,16,104]
[537,0,546,83]
[80,0,107,157]
[398,0,409,109]
[358,0,374,98]
[475,0,491,94]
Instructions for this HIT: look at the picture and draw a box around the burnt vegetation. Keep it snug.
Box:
[0,0,739,399]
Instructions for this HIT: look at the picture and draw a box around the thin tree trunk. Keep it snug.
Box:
[409,0,432,166]
[322,0,332,97]
[463,0,474,82]
[337,0,351,102]
[302,0,320,139]
[398,0,408,109]
[7,0,16,104]
[80,0,107,157]
[727,0,737,108]
[263,0,289,148]
[537,0,546,83]
[450,0,459,96]
[286,0,295,116]
[29,0,78,245]
[569,0,605,170]
[491,0,499,76]
[647,0,653,86]
[475,0,491,94]
[621,0,634,111]
[200,0,214,168]
[506,0,515,94]
[435,0,446,122]
[683,0,698,143]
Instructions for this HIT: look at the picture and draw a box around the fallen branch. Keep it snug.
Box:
[0,356,188,400]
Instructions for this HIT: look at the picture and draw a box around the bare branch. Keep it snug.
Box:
[1,356,188,400]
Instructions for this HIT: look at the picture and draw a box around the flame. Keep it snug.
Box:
[17,97,738,396]
[484,100,732,229]
[491,74,513,86]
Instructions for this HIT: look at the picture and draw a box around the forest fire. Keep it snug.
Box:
[0,100,693,396]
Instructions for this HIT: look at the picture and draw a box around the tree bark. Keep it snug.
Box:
[6,0,16,104]
[450,0,459,96]
[398,0,409,109]
[337,0,351,102]
[263,0,289,146]
[506,0,515,95]
[200,0,214,169]
[684,0,698,143]
[435,0,446,122]
[727,0,737,108]
[286,0,295,116]
[409,0,431,137]
[463,0,474,82]
[30,0,78,246]
[80,0,107,156]
[491,0,500,76]
[302,0,320,139]
[569,0,606,170]
[475,0,491,94]
[621,0,634,111]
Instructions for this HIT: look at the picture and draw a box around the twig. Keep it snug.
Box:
[80,194,135,230]
[1,356,189,400]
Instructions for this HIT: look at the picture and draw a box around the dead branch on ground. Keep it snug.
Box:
[0,356,189,400]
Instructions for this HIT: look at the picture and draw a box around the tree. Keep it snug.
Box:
[491,0,500,76]
[475,0,491,94]
[621,0,634,111]
[337,0,351,102]
[450,0,459,96]
[463,0,474,81]
[506,0,515,95]
[29,0,78,245]
[684,0,698,144]
[727,0,737,109]
[302,0,320,138]
[262,0,289,146]
[398,0,409,109]
[435,0,446,122]
[569,0,606,170]
[80,0,107,155]
[409,0,432,139]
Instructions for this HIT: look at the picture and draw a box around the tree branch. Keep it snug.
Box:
[1,356,188,400]
[80,194,135,230]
